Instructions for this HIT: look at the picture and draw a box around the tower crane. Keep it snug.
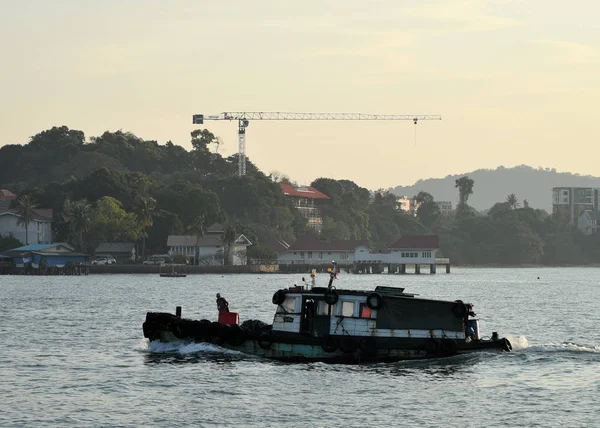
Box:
[192,112,442,176]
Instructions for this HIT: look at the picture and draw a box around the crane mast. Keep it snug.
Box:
[192,112,442,177]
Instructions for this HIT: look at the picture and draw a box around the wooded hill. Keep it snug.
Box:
[1,126,598,265]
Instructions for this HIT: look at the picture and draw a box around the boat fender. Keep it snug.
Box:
[359,337,377,357]
[339,336,359,353]
[452,300,467,318]
[366,292,383,310]
[324,290,339,305]
[257,332,273,349]
[226,325,246,346]
[321,335,338,353]
[209,321,224,344]
[173,320,187,339]
[502,338,512,352]
[272,290,286,305]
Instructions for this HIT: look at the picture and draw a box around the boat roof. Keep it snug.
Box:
[285,285,417,298]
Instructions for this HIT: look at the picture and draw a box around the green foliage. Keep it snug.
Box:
[247,243,277,264]
[0,234,23,252]
[4,125,600,266]
[15,194,38,245]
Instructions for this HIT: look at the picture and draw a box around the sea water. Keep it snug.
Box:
[1,268,598,427]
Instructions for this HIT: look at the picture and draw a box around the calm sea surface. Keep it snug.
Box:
[1,268,599,427]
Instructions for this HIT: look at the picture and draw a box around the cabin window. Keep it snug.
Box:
[359,303,372,318]
[317,300,329,316]
[277,296,297,313]
[341,301,355,317]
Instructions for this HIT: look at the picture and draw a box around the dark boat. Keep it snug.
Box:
[159,265,187,278]
[143,262,511,362]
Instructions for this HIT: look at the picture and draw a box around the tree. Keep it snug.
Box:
[506,193,520,209]
[223,222,237,265]
[455,176,474,208]
[0,234,23,252]
[247,243,276,264]
[136,196,156,260]
[523,199,530,209]
[63,199,92,252]
[90,196,143,247]
[15,195,38,245]
[187,215,205,265]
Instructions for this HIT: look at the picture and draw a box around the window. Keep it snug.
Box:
[317,300,329,316]
[293,252,297,255]
[340,253,349,260]
[277,297,297,313]
[341,301,355,317]
[300,252,305,258]
[359,303,373,318]
[307,252,313,260]
[319,252,323,259]
[563,198,568,203]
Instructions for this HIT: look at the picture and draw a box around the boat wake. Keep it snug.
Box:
[506,335,529,351]
[137,338,243,356]
[525,342,600,354]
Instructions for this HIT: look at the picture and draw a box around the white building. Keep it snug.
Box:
[167,223,252,265]
[0,208,53,245]
[577,210,600,235]
[276,234,440,266]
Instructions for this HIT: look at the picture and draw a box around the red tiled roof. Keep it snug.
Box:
[388,235,439,249]
[287,234,369,251]
[280,183,330,200]
[0,189,16,201]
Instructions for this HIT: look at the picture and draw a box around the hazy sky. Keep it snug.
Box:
[1,0,599,189]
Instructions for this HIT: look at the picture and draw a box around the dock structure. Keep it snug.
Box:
[352,257,450,275]
[273,233,448,275]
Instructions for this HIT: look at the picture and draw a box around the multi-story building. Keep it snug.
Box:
[552,187,600,224]
[280,184,330,233]
[398,196,453,216]
[434,201,453,215]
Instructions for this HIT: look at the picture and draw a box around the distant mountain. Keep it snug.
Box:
[390,165,600,212]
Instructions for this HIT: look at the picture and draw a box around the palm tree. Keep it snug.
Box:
[223,222,237,265]
[187,216,205,265]
[506,193,520,209]
[136,197,156,260]
[455,176,474,208]
[63,199,92,252]
[15,195,38,245]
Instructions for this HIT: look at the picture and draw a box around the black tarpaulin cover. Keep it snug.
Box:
[375,297,464,331]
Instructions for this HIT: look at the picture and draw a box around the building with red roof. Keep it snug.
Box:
[280,184,330,233]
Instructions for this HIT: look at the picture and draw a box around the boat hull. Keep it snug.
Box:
[143,313,511,363]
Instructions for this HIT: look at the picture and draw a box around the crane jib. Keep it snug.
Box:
[191,111,442,176]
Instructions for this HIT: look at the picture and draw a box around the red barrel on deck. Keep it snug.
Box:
[218,312,239,325]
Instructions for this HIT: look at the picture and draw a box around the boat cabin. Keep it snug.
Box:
[272,286,467,340]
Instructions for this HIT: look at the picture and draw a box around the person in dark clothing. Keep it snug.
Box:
[216,293,229,313]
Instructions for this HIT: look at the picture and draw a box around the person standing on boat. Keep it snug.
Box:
[216,293,229,313]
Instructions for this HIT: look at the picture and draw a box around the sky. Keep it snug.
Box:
[1,0,599,190]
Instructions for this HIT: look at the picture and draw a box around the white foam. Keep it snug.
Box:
[507,335,529,351]
[527,342,600,353]
[137,338,243,355]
